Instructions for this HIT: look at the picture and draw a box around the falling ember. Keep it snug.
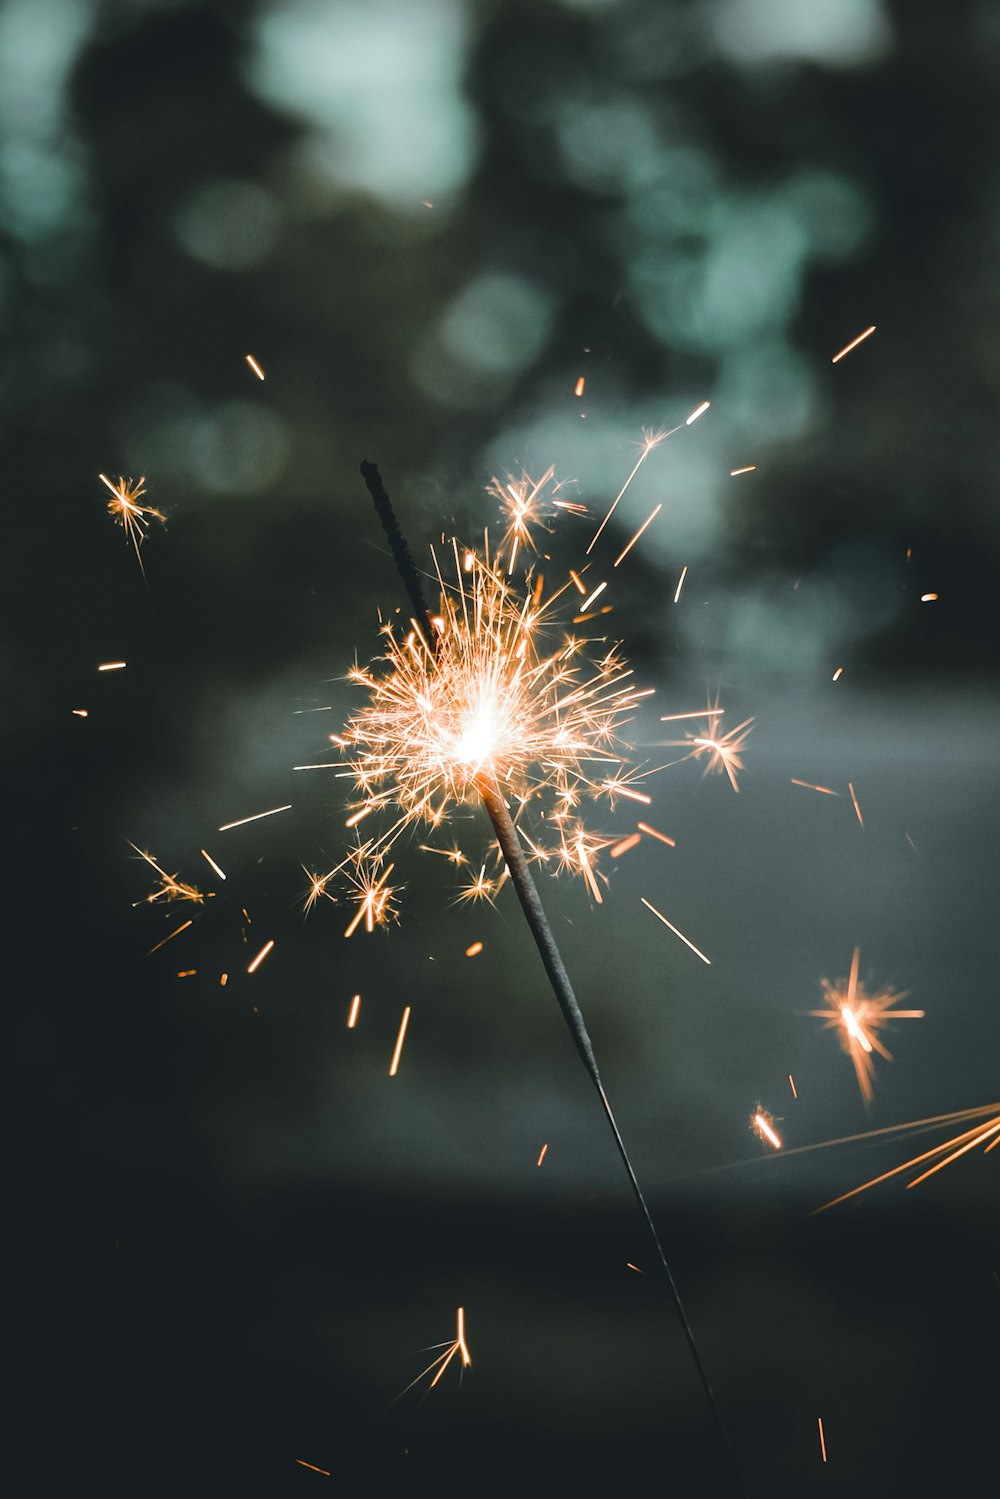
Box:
[220,973,228,986]
[610,832,641,859]
[637,821,676,848]
[788,1074,798,1098]
[389,1005,411,1076]
[810,947,923,1103]
[245,353,266,380]
[848,782,864,828]
[177,969,196,979]
[218,803,292,831]
[574,376,585,397]
[640,897,711,965]
[832,666,844,682]
[673,565,688,604]
[921,592,939,602]
[465,940,484,957]
[752,1111,783,1150]
[791,779,839,796]
[626,1263,645,1274]
[200,848,226,880]
[685,399,711,425]
[537,1143,549,1166]
[98,661,126,672]
[730,465,756,477]
[247,939,275,974]
[678,717,754,793]
[72,708,89,717]
[613,504,662,568]
[294,1459,331,1476]
[817,1418,828,1463]
[579,579,607,613]
[147,919,192,954]
[347,993,361,1028]
[831,324,876,363]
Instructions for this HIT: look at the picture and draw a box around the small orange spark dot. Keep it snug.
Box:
[831,324,876,363]
[220,973,228,987]
[247,939,274,974]
[574,376,585,397]
[177,969,196,979]
[832,666,844,682]
[610,833,641,859]
[200,848,226,880]
[921,592,938,602]
[730,465,756,477]
[465,940,484,957]
[245,353,265,380]
[218,804,292,831]
[389,1005,411,1076]
[685,399,710,426]
[72,708,89,717]
[537,1143,549,1166]
[294,1458,331,1476]
[673,565,688,603]
[98,661,126,672]
[636,821,676,848]
[347,993,361,1028]
[817,1417,828,1463]
[788,1074,798,1098]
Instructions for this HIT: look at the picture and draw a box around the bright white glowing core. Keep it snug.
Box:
[453,695,503,767]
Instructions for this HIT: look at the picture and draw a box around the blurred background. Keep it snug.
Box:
[5,0,999,1494]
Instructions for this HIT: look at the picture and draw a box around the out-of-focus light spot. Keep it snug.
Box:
[189,399,290,495]
[439,272,554,377]
[173,180,279,271]
[246,0,478,209]
[710,0,892,68]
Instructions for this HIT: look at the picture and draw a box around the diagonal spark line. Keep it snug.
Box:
[640,897,711,964]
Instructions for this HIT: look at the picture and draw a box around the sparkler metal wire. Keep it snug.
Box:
[359,461,747,1495]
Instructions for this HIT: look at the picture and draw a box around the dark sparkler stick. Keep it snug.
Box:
[359,461,746,1494]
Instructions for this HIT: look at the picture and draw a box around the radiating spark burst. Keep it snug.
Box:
[751,1109,782,1150]
[663,708,753,793]
[129,843,205,906]
[487,467,585,573]
[99,473,165,572]
[396,1307,473,1404]
[336,518,654,922]
[586,408,705,556]
[810,947,924,1103]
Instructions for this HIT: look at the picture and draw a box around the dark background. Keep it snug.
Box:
[5,1,999,1494]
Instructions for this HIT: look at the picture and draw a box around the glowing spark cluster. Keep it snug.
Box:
[811,947,924,1102]
[99,473,165,570]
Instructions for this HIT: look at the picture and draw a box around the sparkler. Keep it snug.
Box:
[353,461,745,1492]
[810,947,924,1103]
[98,472,164,573]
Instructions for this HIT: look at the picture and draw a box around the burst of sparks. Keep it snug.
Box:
[815,1107,1000,1212]
[668,712,754,793]
[130,843,205,906]
[487,466,586,573]
[751,1110,783,1150]
[335,511,655,925]
[99,473,165,572]
[810,947,924,1103]
[396,1307,473,1403]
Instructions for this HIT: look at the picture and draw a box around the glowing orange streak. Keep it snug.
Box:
[537,1143,549,1166]
[610,833,641,858]
[586,423,681,555]
[813,1114,1000,1212]
[456,1306,472,1367]
[200,848,226,880]
[72,709,88,716]
[659,709,724,722]
[905,1118,1000,1188]
[788,1074,798,1099]
[245,353,266,380]
[347,994,361,1028]
[574,376,585,397]
[637,821,676,847]
[465,941,484,957]
[685,400,710,425]
[673,565,688,603]
[146,920,193,955]
[817,1417,828,1463]
[754,1113,782,1149]
[98,661,126,671]
[608,785,651,805]
[579,579,607,613]
[640,897,711,965]
[294,1459,330,1475]
[831,324,875,363]
[832,666,844,681]
[247,939,274,974]
[388,1005,411,1076]
[921,592,938,602]
[791,779,839,796]
[730,465,756,476]
[218,804,292,831]
[848,782,863,827]
[613,504,662,567]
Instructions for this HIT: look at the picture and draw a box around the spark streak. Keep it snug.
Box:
[752,1112,782,1150]
[537,1143,549,1166]
[247,939,275,974]
[673,565,688,603]
[791,779,838,796]
[200,848,226,880]
[831,324,876,363]
[389,1006,411,1076]
[245,353,266,380]
[347,994,361,1028]
[218,804,292,831]
[817,1418,828,1463]
[640,897,711,965]
[637,821,676,847]
[98,661,127,672]
[613,504,662,568]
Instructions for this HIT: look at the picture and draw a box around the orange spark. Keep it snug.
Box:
[98,661,126,672]
[220,973,228,986]
[245,353,266,380]
[788,1074,798,1098]
[848,782,864,828]
[811,947,923,1103]
[200,848,226,880]
[730,465,756,477]
[791,779,839,796]
[574,376,585,397]
[637,821,676,848]
[347,993,361,1028]
[921,592,938,602]
[465,940,484,957]
[177,969,196,978]
[247,939,275,974]
[389,1006,411,1076]
[817,1417,828,1463]
[537,1143,549,1166]
[685,399,710,425]
[294,1459,330,1476]
[610,833,641,858]
[831,324,876,363]
[813,1103,1000,1213]
[640,897,711,965]
[626,1263,644,1274]
[613,504,662,568]
[98,472,165,573]
[832,666,843,681]
[218,804,292,831]
[673,565,688,603]
[147,919,192,954]
[752,1111,782,1150]
[72,708,89,717]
